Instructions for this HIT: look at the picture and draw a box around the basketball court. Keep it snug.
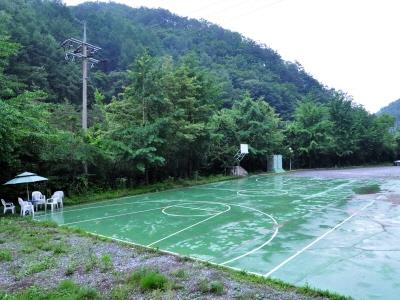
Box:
[35,171,400,299]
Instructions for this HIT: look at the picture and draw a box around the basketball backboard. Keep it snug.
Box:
[240,144,249,154]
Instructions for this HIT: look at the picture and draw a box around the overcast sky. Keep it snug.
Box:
[65,0,400,112]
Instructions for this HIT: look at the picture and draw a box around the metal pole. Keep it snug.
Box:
[60,20,101,175]
[61,19,100,131]
[82,21,88,131]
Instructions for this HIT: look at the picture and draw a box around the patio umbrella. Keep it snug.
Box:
[4,172,48,200]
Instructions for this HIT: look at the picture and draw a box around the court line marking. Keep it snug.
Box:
[39,181,356,266]
[264,199,375,277]
[35,199,183,217]
[60,207,164,226]
[220,203,279,265]
[38,198,279,266]
[302,181,354,199]
[173,205,219,213]
[36,177,375,275]
[147,205,231,247]
[237,189,289,197]
[162,202,230,217]
[42,176,347,216]
[42,177,242,212]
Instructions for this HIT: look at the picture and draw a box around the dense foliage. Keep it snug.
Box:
[0,0,399,197]
[0,0,330,117]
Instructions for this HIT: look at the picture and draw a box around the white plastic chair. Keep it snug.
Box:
[45,196,59,212]
[52,191,64,208]
[18,198,34,217]
[31,191,46,211]
[1,199,15,214]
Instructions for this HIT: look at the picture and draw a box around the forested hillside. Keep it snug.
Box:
[0,0,329,117]
[0,0,399,196]
[378,99,400,128]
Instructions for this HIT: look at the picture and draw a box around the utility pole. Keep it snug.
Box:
[82,21,88,130]
[61,21,101,131]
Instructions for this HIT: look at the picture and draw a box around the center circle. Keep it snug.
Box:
[162,202,230,217]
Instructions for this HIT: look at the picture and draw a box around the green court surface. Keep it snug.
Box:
[36,175,400,299]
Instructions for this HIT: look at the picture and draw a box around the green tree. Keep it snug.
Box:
[208,93,283,171]
[285,98,334,167]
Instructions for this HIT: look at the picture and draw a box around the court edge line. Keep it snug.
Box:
[60,207,164,226]
[264,199,376,277]
[147,206,231,247]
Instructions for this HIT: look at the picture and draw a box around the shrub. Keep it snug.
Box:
[171,269,186,279]
[197,279,224,295]
[0,250,12,262]
[100,254,113,272]
[65,262,78,276]
[198,279,209,293]
[210,281,224,295]
[84,254,98,272]
[129,268,170,291]
[26,257,55,275]
[52,243,69,254]
[111,284,130,300]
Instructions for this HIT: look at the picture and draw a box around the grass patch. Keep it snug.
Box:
[111,284,131,300]
[21,246,36,254]
[353,184,381,194]
[171,269,187,279]
[12,280,103,300]
[197,279,224,295]
[65,262,78,276]
[52,242,69,255]
[129,268,171,291]
[210,281,224,295]
[84,254,98,272]
[25,257,56,276]
[198,279,209,293]
[0,249,12,262]
[100,254,113,272]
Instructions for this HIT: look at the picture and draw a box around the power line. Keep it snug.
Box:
[60,21,102,131]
